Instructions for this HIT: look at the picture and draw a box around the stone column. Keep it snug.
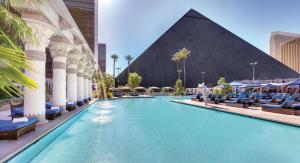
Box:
[22,15,54,122]
[67,58,78,102]
[88,73,93,99]
[84,70,89,102]
[49,35,71,108]
[77,64,84,105]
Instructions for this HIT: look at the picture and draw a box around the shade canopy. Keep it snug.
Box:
[241,83,261,89]
[286,78,300,86]
[134,87,146,92]
[162,87,174,91]
[230,82,245,87]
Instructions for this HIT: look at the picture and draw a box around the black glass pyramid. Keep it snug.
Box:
[117,9,299,87]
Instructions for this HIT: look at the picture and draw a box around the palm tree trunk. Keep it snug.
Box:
[176,61,179,79]
[127,61,130,78]
[183,59,186,89]
[113,60,115,78]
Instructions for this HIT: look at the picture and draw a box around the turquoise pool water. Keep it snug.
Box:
[8,96,300,163]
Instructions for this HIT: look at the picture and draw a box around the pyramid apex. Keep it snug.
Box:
[184,9,207,19]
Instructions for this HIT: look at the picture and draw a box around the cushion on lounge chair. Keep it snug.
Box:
[50,106,60,110]
[0,117,38,132]
[67,102,75,105]
[12,117,28,123]
[261,104,282,108]
[46,108,63,114]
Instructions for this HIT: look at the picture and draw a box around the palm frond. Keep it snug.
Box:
[0,26,37,97]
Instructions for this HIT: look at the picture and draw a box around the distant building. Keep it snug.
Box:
[98,43,106,73]
[270,32,300,73]
[63,0,98,63]
[117,9,299,87]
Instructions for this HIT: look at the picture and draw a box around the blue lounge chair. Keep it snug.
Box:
[0,117,38,140]
[11,106,63,120]
[261,95,295,115]
[77,100,84,106]
[66,102,76,111]
[225,93,251,108]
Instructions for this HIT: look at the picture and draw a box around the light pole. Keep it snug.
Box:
[201,72,205,83]
[116,67,121,87]
[250,62,258,81]
[177,70,182,80]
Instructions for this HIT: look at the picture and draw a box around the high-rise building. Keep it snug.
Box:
[117,9,299,87]
[63,0,98,62]
[98,43,106,73]
[270,32,300,73]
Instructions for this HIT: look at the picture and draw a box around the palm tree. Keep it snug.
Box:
[125,55,134,77]
[0,0,40,96]
[110,54,118,78]
[171,51,182,79]
[179,48,191,88]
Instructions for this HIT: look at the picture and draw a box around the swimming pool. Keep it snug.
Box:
[7,96,300,163]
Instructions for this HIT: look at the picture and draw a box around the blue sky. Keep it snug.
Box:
[98,0,300,75]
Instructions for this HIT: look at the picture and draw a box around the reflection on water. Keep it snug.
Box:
[91,109,112,115]
[92,115,112,125]
[98,101,114,109]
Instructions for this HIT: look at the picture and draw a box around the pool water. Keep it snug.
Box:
[9,96,300,163]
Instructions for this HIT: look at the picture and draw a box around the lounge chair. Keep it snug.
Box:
[11,106,63,120]
[191,93,203,102]
[84,99,89,104]
[0,117,38,140]
[225,93,251,108]
[66,102,76,111]
[261,95,295,115]
[77,100,84,106]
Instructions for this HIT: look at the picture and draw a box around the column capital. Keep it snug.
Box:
[22,14,55,61]
[49,34,72,58]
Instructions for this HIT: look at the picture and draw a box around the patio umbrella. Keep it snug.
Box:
[285,78,300,89]
[240,83,261,89]
[229,82,245,87]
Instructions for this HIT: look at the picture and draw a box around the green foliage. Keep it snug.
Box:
[172,48,191,62]
[216,77,232,96]
[174,79,184,96]
[0,1,41,97]
[128,72,142,89]
[110,54,118,60]
[93,72,115,98]
[125,55,134,63]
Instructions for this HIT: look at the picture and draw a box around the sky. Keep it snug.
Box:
[98,0,300,75]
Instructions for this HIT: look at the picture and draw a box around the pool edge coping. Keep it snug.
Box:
[171,100,300,128]
[1,100,97,163]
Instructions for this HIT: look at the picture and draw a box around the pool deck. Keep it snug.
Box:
[171,99,300,127]
[0,100,96,162]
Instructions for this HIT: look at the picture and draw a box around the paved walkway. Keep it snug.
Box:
[0,100,96,162]
[171,99,300,127]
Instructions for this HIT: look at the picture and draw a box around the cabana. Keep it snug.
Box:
[110,87,122,97]
[134,87,147,95]
[120,86,131,92]
[149,87,160,92]
[148,87,161,96]
[162,87,174,95]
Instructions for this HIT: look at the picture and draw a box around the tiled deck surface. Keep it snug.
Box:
[171,99,300,127]
[0,100,96,162]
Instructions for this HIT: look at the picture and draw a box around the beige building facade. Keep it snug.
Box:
[270,31,300,73]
